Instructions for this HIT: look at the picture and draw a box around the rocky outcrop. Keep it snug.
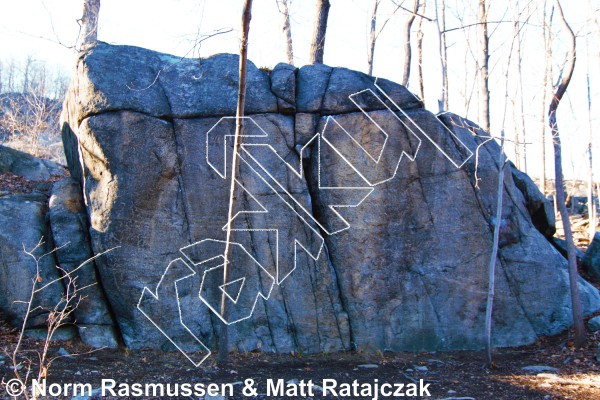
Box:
[0,145,65,180]
[18,41,599,357]
[48,178,119,348]
[0,146,118,347]
[0,192,63,328]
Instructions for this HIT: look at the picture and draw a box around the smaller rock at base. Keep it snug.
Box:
[550,237,585,261]
[521,365,559,373]
[25,326,78,341]
[0,145,65,180]
[357,364,379,369]
[583,233,600,281]
[57,347,71,357]
[588,315,600,332]
[78,324,119,348]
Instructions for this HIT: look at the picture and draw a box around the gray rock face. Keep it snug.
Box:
[0,193,64,327]
[583,232,600,281]
[0,151,118,347]
[271,62,296,113]
[57,42,599,357]
[511,165,555,238]
[49,177,119,347]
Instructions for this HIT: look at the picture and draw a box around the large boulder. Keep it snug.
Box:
[59,42,600,356]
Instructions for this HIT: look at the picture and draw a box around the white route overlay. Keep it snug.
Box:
[137,81,474,366]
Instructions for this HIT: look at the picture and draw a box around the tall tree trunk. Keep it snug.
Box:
[220,0,253,363]
[513,99,521,170]
[416,1,426,101]
[78,0,101,50]
[485,14,521,366]
[549,0,586,348]
[478,0,490,132]
[540,0,552,196]
[23,56,32,94]
[7,60,15,93]
[277,0,294,65]
[586,9,595,239]
[367,0,380,76]
[587,72,595,238]
[435,0,448,112]
[309,0,331,64]
[513,2,528,173]
[402,0,420,87]
[516,39,527,173]
[485,128,506,368]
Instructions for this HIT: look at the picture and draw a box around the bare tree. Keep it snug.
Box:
[435,0,449,112]
[416,0,426,100]
[220,0,254,364]
[478,0,490,132]
[539,1,553,196]
[402,0,420,87]
[510,19,525,171]
[484,10,522,366]
[22,56,33,94]
[367,1,407,76]
[309,0,331,64]
[516,34,527,172]
[77,0,101,50]
[549,0,586,348]
[6,59,16,93]
[367,0,380,76]
[277,0,294,65]
[485,128,506,368]
[586,70,595,238]
[7,239,112,400]
[0,92,61,159]
[585,7,596,239]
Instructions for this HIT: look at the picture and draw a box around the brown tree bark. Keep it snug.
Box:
[277,0,294,65]
[309,0,331,64]
[77,0,100,50]
[220,0,253,363]
[549,0,586,348]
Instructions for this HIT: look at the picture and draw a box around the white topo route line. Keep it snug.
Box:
[137,81,474,366]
